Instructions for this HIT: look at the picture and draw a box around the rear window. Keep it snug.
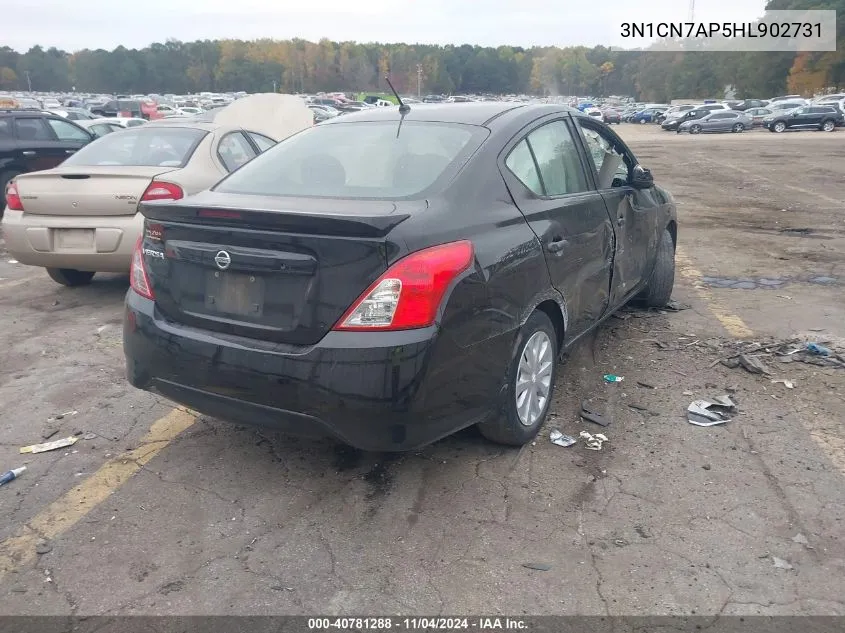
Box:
[62,127,207,167]
[214,121,484,199]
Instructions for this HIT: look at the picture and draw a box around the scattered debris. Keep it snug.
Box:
[522,562,552,571]
[627,403,649,412]
[48,410,78,422]
[83,433,98,441]
[8,259,18,264]
[738,354,770,375]
[0,466,26,487]
[776,295,792,300]
[637,381,656,389]
[720,357,741,369]
[771,379,795,389]
[96,325,109,334]
[603,374,624,383]
[791,533,811,548]
[771,556,794,570]
[806,342,831,356]
[580,401,610,427]
[664,300,691,312]
[35,540,53,555]
[41,428,60,440]
[687,395,737,426]
[580,431,608,451]
[549,430,576,447]
[20,436,79,454]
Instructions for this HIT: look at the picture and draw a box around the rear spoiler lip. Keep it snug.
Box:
[140,202,410,239]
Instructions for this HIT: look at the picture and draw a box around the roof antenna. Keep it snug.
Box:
[384,75,410,114]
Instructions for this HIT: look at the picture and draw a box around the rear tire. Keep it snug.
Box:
[0,169,23,215]
[639,229,676,308]
[478,310,558,447]
[47,268,96,287]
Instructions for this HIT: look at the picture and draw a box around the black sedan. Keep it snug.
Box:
[124,103,678,451]
[763,105,843,132]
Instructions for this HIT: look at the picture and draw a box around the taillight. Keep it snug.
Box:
[129,237,154,300]
[5,181,23,211]
[334,240,473,331]
[141,181,183,202]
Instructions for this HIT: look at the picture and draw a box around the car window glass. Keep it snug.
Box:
[14,117,53,141]
[62,127,207,167]
[125,119,145,127]
[525,120,588,196]
[0,118,12,139]
[47,118,90,141]
[215,121,480,199]
[578,123,628,189]
[247,132,276,152]
[505,139,542,195]
[218,132,257,172]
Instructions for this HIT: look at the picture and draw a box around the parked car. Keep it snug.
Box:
[729,99,770,111]
[3,96,312,285]
[122,103,678,452]
[0,110,94,211]
[745,107,773,127]
[89,99,145,119]
[77,119,125,138]
[677,110,753,134]
[661,105,726,131]
[763,105,843,133]
[602,108,621,124]
[629,108,666,124]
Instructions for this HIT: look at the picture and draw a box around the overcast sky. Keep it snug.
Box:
[7,0,768,53]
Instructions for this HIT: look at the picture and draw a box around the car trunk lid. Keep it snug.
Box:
[15,165,180,216]
[140,193,413,346]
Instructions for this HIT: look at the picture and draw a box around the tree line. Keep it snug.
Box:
[0,0,842,101]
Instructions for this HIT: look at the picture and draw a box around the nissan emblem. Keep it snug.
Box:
[214,250,231,270]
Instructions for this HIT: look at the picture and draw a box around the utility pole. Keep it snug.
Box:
[417,64,423,98]
[688,0,695,21]
[24,70,32,92]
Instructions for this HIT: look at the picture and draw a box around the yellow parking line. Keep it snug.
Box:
[0,407,197,581]
[676,246,753,338]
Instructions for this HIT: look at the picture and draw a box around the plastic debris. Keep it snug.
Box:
[0,466,26,487]
[637,381,656,389]
[771,379,794,389]
[772,556,794,570]
[791,533,811,547]
[806,342,831,356]
[549,430,576,447]
[522,562,552,571]
[603,374,624,383]
[20,436,79,454]
[664,300,691,312]
[580,431,608,451]
[580,401,609,427]
[687,395,737,426]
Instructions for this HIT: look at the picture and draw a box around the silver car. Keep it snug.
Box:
[678,110,753,134]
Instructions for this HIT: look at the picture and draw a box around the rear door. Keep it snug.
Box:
[574,118,660,305]
[499,115,614,339]
[44,117,93,156]
[13,116,69,171]
[215,132,258,173]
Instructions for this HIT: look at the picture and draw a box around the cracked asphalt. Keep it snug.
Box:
[0,125,843,617]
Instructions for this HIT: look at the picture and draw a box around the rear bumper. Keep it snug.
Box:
[1,209,140,273]
[123,290,516,452]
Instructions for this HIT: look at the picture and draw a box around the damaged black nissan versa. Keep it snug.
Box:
[123,102,677,451]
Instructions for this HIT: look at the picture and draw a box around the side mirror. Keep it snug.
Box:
[630,165,653,189]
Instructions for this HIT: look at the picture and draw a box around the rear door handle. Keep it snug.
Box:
[22,150,36,156]
[547,237,568,253]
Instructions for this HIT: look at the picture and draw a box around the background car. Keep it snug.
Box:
[745,107,773,127]
[763,105,843,133]
[629,108,666,124]
[2,95,312,285]
[678,110,752,134]
[661,105,727,131]
[601,108,621,124]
